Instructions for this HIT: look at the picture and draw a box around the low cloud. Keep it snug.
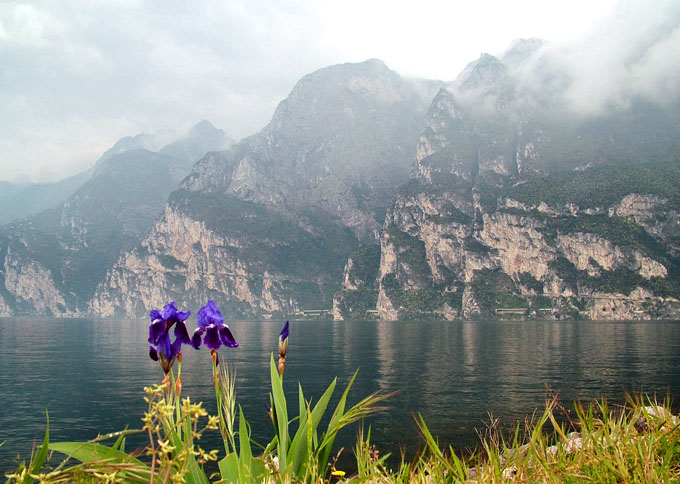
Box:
[1,0,677,182]
[513,0,680,116]
[0,0,337,182]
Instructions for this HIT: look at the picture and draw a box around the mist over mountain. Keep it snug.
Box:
[2,35,679,319]
[182,59,439,240]
[90,60,440,318]
[0,121,233,315]
[160,120,235,166]
[498,2,680,117]
[0,170,93,226]
[363,45,680,321]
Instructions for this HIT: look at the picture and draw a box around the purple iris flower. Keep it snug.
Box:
[191,300,238,351]
[277,320,290,376]
[280,320,289,343]
[148,301,192,374]
[278,320,289,355]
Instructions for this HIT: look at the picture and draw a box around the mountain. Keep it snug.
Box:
[0,122,233,228]
[0,121,234,316]
[160,120,234,163]
[0,170,93,226]
[3,52,679,321]
[89,60,441,318]
[334,51,680,321]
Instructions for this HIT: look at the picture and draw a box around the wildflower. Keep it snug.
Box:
[191,300,238,352]
[278,320,289,357]
[148,301,192,374]
[278,320,289,376]
[331,469,346,477]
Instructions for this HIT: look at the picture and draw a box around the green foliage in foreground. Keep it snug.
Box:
[4,352,388,484]
[8,391,680,483]
[394,395,680,484]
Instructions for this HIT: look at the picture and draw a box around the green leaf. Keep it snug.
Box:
[217,408,267,484]
[270,354,289,472]
[49,442,144,466]
[309,378,336,433]
[25,411,49,484]
[238,406,253,480]
[317,370,357,470]
[287,386,310,474]
[287,378,337,475]
[218,453,240,483]
[298,384,306,428]
[49,442,150,483]
[111,427,128,452]
[248,458,267,483]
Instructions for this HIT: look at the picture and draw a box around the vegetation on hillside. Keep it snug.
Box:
[334,245,381,320]
[503,157,680,210]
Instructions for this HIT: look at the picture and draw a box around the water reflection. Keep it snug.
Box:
[1,318,679,472]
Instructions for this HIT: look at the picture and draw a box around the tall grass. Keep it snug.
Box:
[346,394,680,484]
[6,389,680,482]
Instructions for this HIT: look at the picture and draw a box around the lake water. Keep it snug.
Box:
[1,318,680,473]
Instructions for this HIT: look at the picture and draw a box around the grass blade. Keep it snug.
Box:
[24,411,50,484]
[270,354,289,472]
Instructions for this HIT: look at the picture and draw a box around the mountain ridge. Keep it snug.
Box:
[0,121,234,316]
[2,52,679,320]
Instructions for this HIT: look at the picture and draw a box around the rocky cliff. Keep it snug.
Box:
[3,52,679,321]
[0,122,232,316]
[90,60,440,318]
[358,48,680,321]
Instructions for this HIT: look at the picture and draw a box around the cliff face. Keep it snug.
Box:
[89,201,354,318]
[89,206,283,318]
[183,59,439,242]
[0,122,232,317]
[367,52,680,321]
[375,181,680,321]
[2,244,70,316]
[91,60,440,318]
[4,54,679,321]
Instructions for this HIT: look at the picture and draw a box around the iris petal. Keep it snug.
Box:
[191,328,204,350]
[279,320,289,342]
[204,325,221,350]
[197,300,223,329]
[169,338,182,361]
[157,333,171,359]
[174,321,191,345]
[219,325,238,348]
[149,319,166,344]
[160,302,178,321]
[148,301,192,374]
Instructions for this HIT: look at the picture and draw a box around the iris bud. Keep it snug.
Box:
[277,321,289,376]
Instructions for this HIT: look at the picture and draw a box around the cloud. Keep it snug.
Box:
[517,0,680,115]
[0,0,337,182]
[0,0,669,183]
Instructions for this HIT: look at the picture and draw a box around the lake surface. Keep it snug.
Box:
[1,318,680,473]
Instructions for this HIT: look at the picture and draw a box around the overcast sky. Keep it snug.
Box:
[1,0,677,183]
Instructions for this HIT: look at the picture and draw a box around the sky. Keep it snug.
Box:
[1,0,677,183]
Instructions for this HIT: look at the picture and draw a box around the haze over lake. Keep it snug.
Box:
[2,318,680,472]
